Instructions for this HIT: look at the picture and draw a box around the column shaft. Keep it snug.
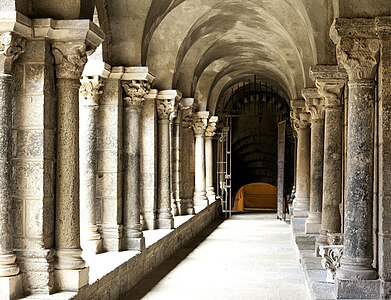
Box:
[158,118,174,228]
[205,136,214,200]
[79,78,102,254]
[0,74,19,277]
[123,105,144,250]
[171,114,181,215]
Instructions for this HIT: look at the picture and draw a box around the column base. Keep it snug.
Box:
[315,232,328,257]
[0,274,23,300]
[193,193,209,208]
[123,230,145,251]
[81,238,103,255]
[142,211,157,230]
[55,249,85,270]
[335,277,380,299]
[157,218,174,229]
[16,248,55,294]
[100,224,123,252]
[305,212,322,234]
[336,258,377,281]
[292,197,309,217]
[54,267,89,292]
[180,199,195,215]
[206,188,216,202]
[0,254,19,277]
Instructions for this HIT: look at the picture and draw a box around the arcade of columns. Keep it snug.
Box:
[291,17,391,298]
[0,10,391,300]
[0,16,219,298]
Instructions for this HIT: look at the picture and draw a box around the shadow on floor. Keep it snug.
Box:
[119,218,224,300]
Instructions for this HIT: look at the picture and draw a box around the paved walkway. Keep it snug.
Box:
[122,213,309,300]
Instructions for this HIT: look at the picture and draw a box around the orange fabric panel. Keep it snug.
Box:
[234,183,277,211]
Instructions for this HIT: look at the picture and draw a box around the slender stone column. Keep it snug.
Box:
[290,99,310,217]
[51,21,103,290]
[156,90,181,229]
[141,89,158,229]
[192,111,210,211]
[331,19,380,286]
[79,75,103,254]
[303,88,325,234]
[122,68,153,250]
[170,105,180,216]
[310,65,347,252]
[180,105,196,215]
[0,32,24,288]
[205,116,218,202]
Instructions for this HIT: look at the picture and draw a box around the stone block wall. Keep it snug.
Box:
[72,200,220,300]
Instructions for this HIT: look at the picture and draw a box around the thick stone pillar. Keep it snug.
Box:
[51,21,103,291]
[141,89,158,229]
[331,19,380,295]
[180,105,196,215]
[205,116,218,202]
[156,90,181,229]
[192,111,210,211]
[0,30,25,298]
[291,99,310,217]
[310,65,347,252]
[79,74,104,255]
[121,67,154,250]
[303,88,324,234]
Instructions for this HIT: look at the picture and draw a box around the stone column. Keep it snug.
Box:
[192,111,210,211]
[79,75,104,255]
[156,90,181,229]
[180,105,196,215]
[0,31,25,297]
[121,68,154,250]
[290,99,310,217]
[310,65,347,251]
[141,89,158,229]
[171,105,180,216]
[51,21,103,291]
[331,19,379,292]
[205,116,218,202]
[303,88,325,234]
[377,17,391,296]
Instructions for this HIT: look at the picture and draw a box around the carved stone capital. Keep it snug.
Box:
[290,108,310,133]
[181,107,194,128]
[302,88,325,121]
[0,31,26,74]
[192,111,209,136]
[156,90,181,120]
[52,42,87,79]
[330,18,380,81]
[315,79,345,109]
[80,75,103,106]
[319,245,344,283]
[122,79,150,109]
[205,116,218,137]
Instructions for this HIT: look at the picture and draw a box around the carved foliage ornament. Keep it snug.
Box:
[315,79,345,109]
[0,32,26,74]
[157,98,176,120]
[80,75,103,106]
[319,245,344,283]
[205,117,218,137]
[122,80,150,109]
[52,43,87,79]
[336,37,380,81]
[192,116,208,136]
[181,107,194,128]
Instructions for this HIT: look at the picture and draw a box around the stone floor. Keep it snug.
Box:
[121,212,310,300]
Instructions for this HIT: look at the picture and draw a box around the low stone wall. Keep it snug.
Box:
[73,200,220,300]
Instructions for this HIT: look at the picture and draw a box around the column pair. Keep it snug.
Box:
[301,89,325,234]
[121,68,154,250]
[156,90,181,228]
[310,65,346,252]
